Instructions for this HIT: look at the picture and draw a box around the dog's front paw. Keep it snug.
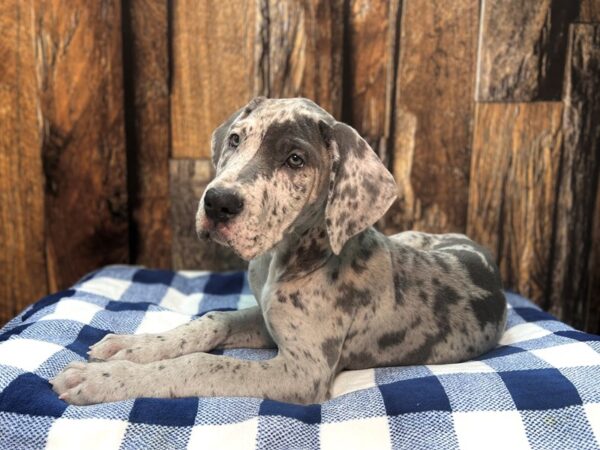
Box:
[50,360,138,405]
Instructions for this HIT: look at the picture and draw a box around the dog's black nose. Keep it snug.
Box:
[204,188,244,223]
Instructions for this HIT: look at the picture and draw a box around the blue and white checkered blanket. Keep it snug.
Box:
[1,266,599,449]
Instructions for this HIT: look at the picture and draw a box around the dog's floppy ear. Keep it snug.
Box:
[321,121,398,254]
[211,96,267,167]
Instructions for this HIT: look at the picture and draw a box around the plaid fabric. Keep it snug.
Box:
[1,266,599,450]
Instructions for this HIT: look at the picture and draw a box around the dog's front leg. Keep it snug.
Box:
[88,306,275,364]
[52,347,335,406]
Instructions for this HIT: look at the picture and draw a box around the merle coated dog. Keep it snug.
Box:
[52,97,507,405]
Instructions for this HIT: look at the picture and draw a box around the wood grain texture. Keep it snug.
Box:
[580,0,600,22]
[467,103,563,304]
[388,0,478,234]
[123,0,172,268]
[170,159,246,271]
[0,1,48,324]
[171,0,257,159]
[38,0,129,291]
[345,0,396,163]
[257,0,344,118]
[550,24,600,331]
[476,0,578,101]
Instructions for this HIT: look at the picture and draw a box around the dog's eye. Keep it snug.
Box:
[229,133,240,148]
[286,153,305,169]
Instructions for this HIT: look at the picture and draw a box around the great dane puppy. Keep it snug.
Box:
[52,97,507,405]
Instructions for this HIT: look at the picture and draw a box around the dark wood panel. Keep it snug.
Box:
[257,0,344,118]
[38,0,129,291]
[171,0,257,159]
[345,0,397,165]
[0,1,48,323]
[123,0,171,268]
[388,0,478,234]
[476,0,578,101]
[550,24,600,331]
[170,159,246,271]
[580,0,600,22]
[467,102,564,304]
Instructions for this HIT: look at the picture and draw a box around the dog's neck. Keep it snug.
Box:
[273,217,333,282]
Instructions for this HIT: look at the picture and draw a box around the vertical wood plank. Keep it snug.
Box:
[38,0,129,291]
[0,1,48,323]
[171,0,258,159]
[169,160,246,271]
[476,0,578,101]
[580,0,600,22]
[467,103,564,303]
[345,0,395,162]
[389,0,479,234]
[551,24,600,330]
[258,0,344,118]
[123,0,172,268]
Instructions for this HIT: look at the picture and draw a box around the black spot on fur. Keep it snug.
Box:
[433,253,451,272]
[313,379,321,396]
[335,283,371,314]
[435,285,460,307]
[442,247,506,332]
[393,272,413,306]
[363,179,380,199]
[276,290,287,304]
[377,330,407,349]
[289,291,305,311]
[402,333,440,365]
[343,351,377,370]
[346,220,357,237]
[450,249,501,293]
[400,285,461,364]
[336,212,349,228]
[350,234,376,273]
[351,257,367,273]
[471,291,507,331]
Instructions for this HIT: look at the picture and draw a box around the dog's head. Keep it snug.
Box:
[196,97,397,260]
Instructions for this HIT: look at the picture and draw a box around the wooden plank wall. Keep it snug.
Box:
[1,0,599,334]
[0,1,48,321]
[1,0,130,323]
